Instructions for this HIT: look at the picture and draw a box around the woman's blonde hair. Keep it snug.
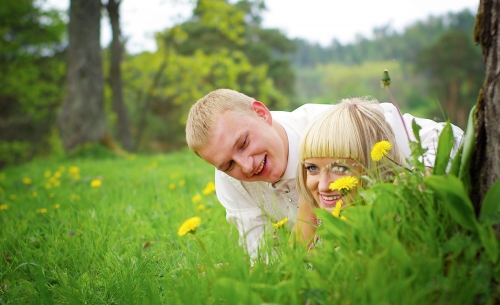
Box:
[296,97,406,207]
[186,89,256,153]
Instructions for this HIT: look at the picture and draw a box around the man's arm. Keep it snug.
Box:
[215,169,267,258]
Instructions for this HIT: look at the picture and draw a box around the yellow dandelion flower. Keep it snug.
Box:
[32,192,37,198]
[54,171,62,178]
[169,183,176,190]
[45,183,52,189]
[129,154,137,160]
[53,180,61,187]
[196,204,205,211]
[9,194,16,200]
[44,171,51,178]
[332,200,343,218]
[69,166,80,175]
[71,194,80,200]
[22,177,32,185]
[192,194,202,204]
[370,140,392,162]
[49,177,57,183]
[53,204,60,209]
[151,162,158,168]
[178,180,185,186]
[272,217,289,229]
[49,193,55,199]
[177,216,201,236]
[90,179,102,187]
[73,174,81,180]
[0,204,8,211]
[202,182,216,195]
[36,208,47,214]
[170,172,179,179]
[329,176,359,192]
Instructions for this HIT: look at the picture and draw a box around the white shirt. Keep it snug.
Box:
[214,103,464,257]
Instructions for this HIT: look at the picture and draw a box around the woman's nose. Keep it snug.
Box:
[318,172,334,192]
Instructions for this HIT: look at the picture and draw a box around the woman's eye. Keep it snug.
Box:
[330,165,350,174]
[241,136,248,148]
[305,165,319,173]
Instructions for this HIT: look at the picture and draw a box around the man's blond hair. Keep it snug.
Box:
[186,89,256,153]
[296,97,407,207]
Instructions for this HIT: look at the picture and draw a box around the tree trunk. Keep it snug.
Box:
[470,0,500,212]
[106,0,133,151]
[58,0,107,151]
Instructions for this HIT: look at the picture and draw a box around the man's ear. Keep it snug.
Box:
[250,101,272,124]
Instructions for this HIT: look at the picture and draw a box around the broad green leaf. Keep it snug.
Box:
[459,105,477,183]
[479,178,500,224]
[433,122,454,175]
[478,222,499,264]
[410,119,425,170]
[411,119,422,143]
[213,277,263,304]
[449,145,463,177]
[425,175,478,232]
[315,209,348,240]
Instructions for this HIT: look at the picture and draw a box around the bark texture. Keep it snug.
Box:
[58,0,106,151]
[107,0,133,151]
[471,0,500,212]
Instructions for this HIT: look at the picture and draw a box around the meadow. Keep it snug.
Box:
[0,141,499,304]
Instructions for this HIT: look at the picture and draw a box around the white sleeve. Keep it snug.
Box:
[215,169,267,258]
[380,103,464,167]
[402,113,464,167]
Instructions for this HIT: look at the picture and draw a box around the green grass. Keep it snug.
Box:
[0,149,499,304]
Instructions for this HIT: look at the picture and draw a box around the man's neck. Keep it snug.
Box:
[272,120,289,178]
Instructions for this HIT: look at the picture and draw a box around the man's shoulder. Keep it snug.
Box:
[271,103,333,131]
[271,103,332,117]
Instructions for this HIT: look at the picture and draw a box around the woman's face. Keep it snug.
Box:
[303,157,363,212]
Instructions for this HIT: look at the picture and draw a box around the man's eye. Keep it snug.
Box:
[225,161,234,172]
[241,136,248,148]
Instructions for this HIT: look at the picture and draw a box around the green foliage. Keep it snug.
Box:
[0,141,30,167]
[432,122,454,175]
[1,143,499,303]
[161,0,296,110]
[0,0,66,165]
[292,9,481,127]
[458,105,477,190]
[415,30,483,128]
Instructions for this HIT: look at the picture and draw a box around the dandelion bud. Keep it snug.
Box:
[381,69,391,88]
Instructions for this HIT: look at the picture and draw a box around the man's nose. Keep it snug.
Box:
[234,154,253,175]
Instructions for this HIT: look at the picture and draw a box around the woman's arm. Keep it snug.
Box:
[290,195,317,248]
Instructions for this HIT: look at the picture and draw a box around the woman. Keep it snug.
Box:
[292,97,407,246]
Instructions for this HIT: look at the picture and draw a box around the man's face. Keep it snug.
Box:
[198,102,287,183]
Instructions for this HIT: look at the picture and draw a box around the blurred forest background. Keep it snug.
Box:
[0,0,483,167]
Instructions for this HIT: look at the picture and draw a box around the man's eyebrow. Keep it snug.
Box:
[216,133,242,170]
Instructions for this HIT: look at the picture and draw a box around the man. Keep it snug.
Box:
[185,89,463,257]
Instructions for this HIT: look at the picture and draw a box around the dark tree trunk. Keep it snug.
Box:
[470,0,500,212]
[58,0,106,151]
[106,0,133,151]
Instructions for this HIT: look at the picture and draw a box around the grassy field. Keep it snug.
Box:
[0,147,499,304]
